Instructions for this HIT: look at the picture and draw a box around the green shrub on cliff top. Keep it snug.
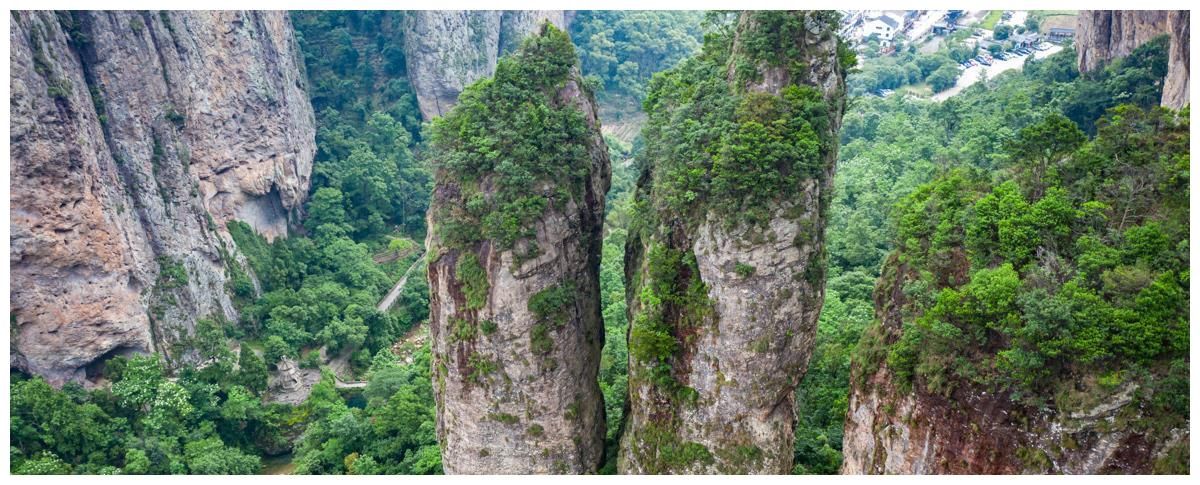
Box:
[431,23,595,254]
[639,13,839,229]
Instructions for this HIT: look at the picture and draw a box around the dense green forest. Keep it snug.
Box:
[9,11,1188,475]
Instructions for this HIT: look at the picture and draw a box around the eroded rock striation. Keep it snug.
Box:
[619,11,847,473]
[1162,11,1190,110]
[402,10,566,120]
[1076,10,1190,109]
[425,24,609,474]
[10,11,314,385]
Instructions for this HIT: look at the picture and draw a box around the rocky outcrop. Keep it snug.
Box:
[10,11,314,385]
[402,10,565,120]
[1076,10,1190,109]
[426,24,609,474]
[1162,11,1190,110]
[620,11,846,474]
[841,256,1190,474]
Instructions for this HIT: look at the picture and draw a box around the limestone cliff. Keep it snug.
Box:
[1076,10,1190,109]
[841,255,1189,474]
[425,24,609,474]
[10,11,314,385]
[619,11,846,474]
[1162,11,1190,110]
[402,10,566,120]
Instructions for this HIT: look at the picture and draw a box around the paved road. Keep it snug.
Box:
[377,250,426,312]
[334,378,367,389]
[932,44,1063,101]
[906,10,948,43]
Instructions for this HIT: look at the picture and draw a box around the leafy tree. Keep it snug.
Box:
[261,335,293,369]
[236,346,269,394]
[1006,113,1086,196]
[993,24,1012,40]
[183,437,261,474]
[927,63,960,93]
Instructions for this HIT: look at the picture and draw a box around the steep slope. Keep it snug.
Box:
[425,24,610,473]
[10,11,314,385]
[402,10,566,120]
[619,11,848,473]
[1076,10,1190,109]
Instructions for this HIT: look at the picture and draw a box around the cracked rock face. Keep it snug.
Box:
[1076,10,1190,109]
[425,29,609,474]
[402,10,565,120]
[620,11,846,474]
[9,11,314,385]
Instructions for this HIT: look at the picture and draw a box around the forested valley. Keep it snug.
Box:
[9,10,1189,475]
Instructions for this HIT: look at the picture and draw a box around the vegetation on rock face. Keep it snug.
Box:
[429,23,595,256]
[792,38,1186,474]
[636,11,845,229]
[421,21,616,474]
[815,36,1188,473]
[623,11,845,473]
[873,104,1188,400]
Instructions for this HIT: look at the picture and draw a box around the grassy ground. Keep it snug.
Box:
[979,10,1003,30]
[1035,12,1078,34]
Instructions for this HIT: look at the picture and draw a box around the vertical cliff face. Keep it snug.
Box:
[402,10,566,120]
[1162,11,1190,110]
[1076,10,1190,109]
[620,11,846,474]
[425,24,609,474]
[9,11,315,385]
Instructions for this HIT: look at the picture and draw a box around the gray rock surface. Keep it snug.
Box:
[1076,10,1190,109]
[619,11,846,474]
[403,11,565,120]
[10,11,314,385]
[425,31,610,473]
[1162,11,1190,110]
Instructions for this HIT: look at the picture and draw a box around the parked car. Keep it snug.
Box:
[976,56,992,66]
